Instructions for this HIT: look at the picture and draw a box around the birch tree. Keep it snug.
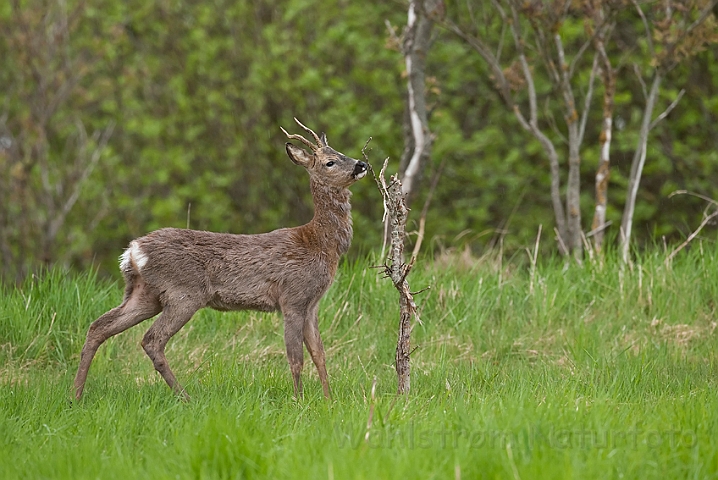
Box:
[619,0,718,263]
[585,0,617,252]
[442,0,599,257]
[398,0,441,204]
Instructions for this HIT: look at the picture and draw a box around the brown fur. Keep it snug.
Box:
[73,119,367,400]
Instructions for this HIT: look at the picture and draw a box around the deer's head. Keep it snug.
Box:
[282,118,367,188]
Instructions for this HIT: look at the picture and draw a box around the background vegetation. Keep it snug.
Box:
[1,0,717,283]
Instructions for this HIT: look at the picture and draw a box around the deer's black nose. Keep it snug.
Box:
[354,161,368,176]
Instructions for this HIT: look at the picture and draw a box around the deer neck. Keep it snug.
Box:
[307,178,353,256]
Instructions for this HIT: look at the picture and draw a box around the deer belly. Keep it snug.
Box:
[208,287,278,313]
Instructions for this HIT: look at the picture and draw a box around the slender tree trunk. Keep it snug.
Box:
[547,137,569,251]
[511,107,568,252]
[592,116,612,248]
[565,122,582,258]
[400,0,434,204]
[396,294,412,394]
[372,159,420,395]
[555,32,583,257]
[620,73,662,263]
[591,43,615,251]
[443,11,569,255]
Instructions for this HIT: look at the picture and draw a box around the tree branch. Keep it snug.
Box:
[578,53,599,147]
[441,18,514,107]
[631,0,654,57]
[507,3,539,127]
[665,209,718,265]
[633,64,648,100]
[649,88,685,130]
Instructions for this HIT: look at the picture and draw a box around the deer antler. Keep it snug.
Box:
[280,117,328,151]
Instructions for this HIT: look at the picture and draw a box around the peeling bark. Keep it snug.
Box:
[400,0,435,204]
[591,34,615,252]
[372,159,420,395]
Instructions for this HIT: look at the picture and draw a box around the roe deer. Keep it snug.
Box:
[73,118,368,401]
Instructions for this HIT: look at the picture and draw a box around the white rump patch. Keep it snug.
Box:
[119,241,148,272]
[119,249,131,271]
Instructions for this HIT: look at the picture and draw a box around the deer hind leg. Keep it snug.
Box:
[141,299,200,401]
[303,307,330,399]
[74,276,161,400]
[283,312,305,399]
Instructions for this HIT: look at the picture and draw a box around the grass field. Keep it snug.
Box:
[1,243,717,479]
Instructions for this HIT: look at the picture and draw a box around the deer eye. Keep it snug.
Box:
[325,161,335,167]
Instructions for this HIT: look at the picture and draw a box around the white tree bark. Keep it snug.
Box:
[620,74,662,263]
[590,19,615,252]
[400,0,434,201]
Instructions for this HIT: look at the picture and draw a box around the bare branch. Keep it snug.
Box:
[544,98,568,145]
[554,226,569,257]
[512,105,531,131]
[384,19,402,48]
[496,21,507,64]
[649,88,685,130]
[371,159,422,394]
[578,53,599,146]
[521,4,561,87]
[488,0,506,21]
[668,189,718,207]
[441,18,514,107]
[554,32,577,118]
[633,64,648,100]
[369,157,391,258]
[631,0,654,57]
[568,36,594,81]
[665,209,718,265]
[509,4,539,127]
[585,220,613,238]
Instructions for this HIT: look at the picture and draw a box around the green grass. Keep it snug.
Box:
[1,244,718,479]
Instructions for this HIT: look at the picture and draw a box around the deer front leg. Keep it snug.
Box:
[303,307,331,399]
[141,301,199,401]
[283,312,305,399]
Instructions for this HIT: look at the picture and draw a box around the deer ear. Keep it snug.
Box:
[285,143,313,167]
[320,132,328,146]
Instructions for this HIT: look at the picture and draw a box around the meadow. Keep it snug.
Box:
[1,243,717,479]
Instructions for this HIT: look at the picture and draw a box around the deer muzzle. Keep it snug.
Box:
[353,161,368,180]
